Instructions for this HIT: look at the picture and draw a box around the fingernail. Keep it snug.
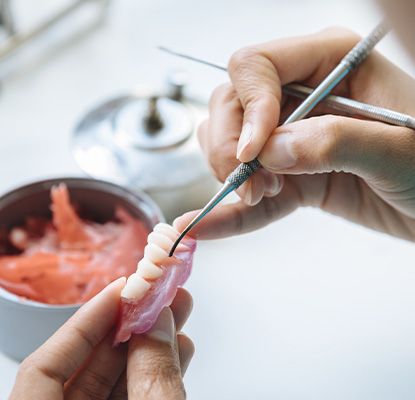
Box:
[237,184,254,205]
[147,307,175,344]
[91,276,126,306]
[265,133,296,171]
[173,211,198,231]
[112,276,127,285]
[104,276,126,292]
[265,174,281,196]
[172,216,183,231]
[236,122,253,159]
[245,187,253,205]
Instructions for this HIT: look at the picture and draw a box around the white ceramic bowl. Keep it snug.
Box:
[0,177,163,361]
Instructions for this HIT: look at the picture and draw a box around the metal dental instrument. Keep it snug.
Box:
[167,21,390,256]
[158,47,415,129]
[283,83,415,129]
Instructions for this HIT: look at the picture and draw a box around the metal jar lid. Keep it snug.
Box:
[71,73,210,191]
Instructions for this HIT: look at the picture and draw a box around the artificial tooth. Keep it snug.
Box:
[137,258,163,280]
[147,231,174,252]
[144,243,168,264]
[121,273,151,300]
[153,223,179,241]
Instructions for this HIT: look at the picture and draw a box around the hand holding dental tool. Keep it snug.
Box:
[167,21,390,255]
[158,48,415,129]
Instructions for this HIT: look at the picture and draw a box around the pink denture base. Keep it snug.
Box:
[114,237,196,344]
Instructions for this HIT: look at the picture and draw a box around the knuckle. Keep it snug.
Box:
[248,91,279,114]
[73,324,99,351]
[317,115,345,169]
[319,25,360,40]
[157,363,182,383]
[229,47,278,108]
[19,353,44,375]
[19,353,65,384]
[134,354,185,398]
[210,83,235,105]
[208,140,237,181]
[210,82,233,103]
[77,369,115,400]
[228,46,261,76]
[18,356,36,376]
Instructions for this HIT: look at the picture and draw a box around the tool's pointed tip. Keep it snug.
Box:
[168,239,179,257]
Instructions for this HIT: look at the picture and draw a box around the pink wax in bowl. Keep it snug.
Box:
[0,177,163,361]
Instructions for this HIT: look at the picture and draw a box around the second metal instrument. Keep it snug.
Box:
[158,49,415,129]
[168,21,390,256]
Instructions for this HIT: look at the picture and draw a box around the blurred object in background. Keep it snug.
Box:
[0,0,16,36]
[0,0,219,222]
[72,70,219,222]
[0,0,110,80]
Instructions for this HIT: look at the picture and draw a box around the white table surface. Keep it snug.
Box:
[1,0,415,399]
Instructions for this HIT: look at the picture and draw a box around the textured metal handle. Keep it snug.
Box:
[328,96,415,129]
[226,159,261,189]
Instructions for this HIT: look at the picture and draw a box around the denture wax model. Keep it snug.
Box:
[115,224,196,344]
[0,184,149,305]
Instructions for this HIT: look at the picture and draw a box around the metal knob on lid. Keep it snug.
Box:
[113,94,194,150]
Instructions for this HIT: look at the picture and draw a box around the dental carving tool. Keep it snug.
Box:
[159,48,415,129]
[284,83,415,129]
[167,21,390,256]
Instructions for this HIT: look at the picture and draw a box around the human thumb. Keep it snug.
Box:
[258,114,415,184]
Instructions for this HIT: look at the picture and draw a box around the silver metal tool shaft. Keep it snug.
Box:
[159,46,415,129]
[284,21,388,123]
[169,181,235,255]
[284,83,415,129]
[168,21,390,256]
[158,46,225,71]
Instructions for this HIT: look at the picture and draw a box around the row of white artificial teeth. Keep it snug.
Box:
[121,223,180,300]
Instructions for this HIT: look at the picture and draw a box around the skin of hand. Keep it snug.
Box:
[9,277,194,400]
[377,0,415,58]
[174,27,415,242]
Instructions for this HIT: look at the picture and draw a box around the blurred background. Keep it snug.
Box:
[1,0,415,399]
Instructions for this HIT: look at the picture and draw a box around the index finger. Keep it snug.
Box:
[228,27,361,162]
[201,83,270,205]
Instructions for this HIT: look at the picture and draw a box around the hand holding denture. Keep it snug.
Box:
[3,185,196,399]
[10,279,194,400]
